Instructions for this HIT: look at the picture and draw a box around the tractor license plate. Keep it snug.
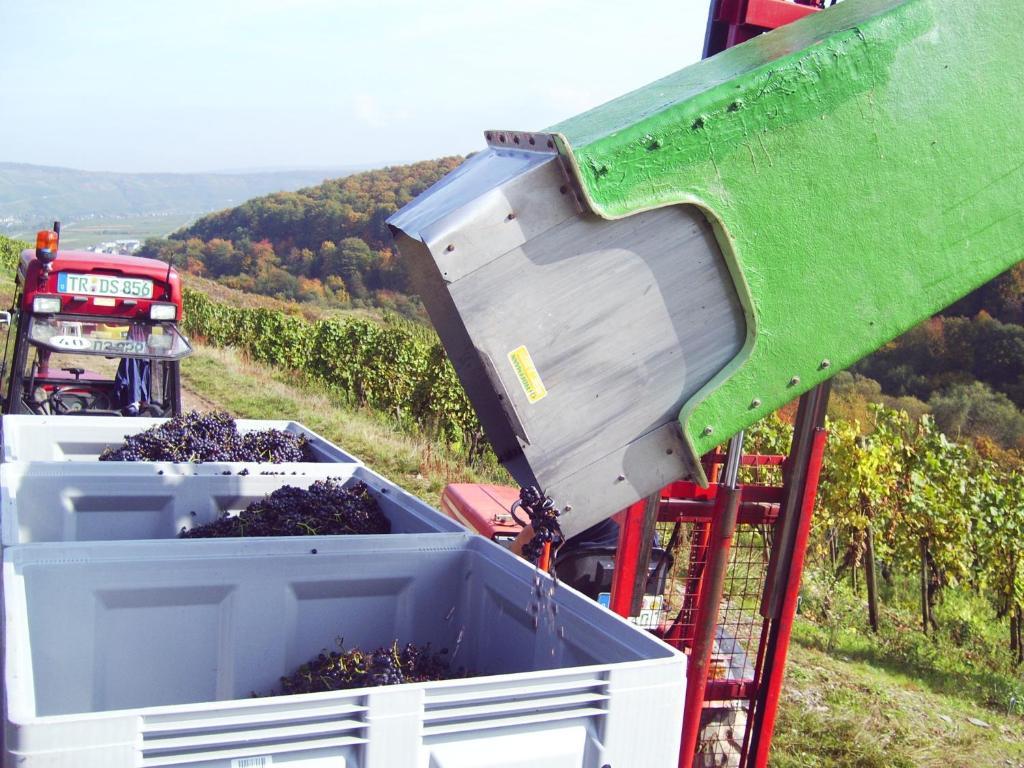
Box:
[57,272,153,299]
[49,336,147,355]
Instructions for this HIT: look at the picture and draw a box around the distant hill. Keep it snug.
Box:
[0,162,367,234]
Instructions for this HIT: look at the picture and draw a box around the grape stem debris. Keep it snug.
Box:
[273,640,456,695]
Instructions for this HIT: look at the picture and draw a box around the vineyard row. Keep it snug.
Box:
[181,289,485,455]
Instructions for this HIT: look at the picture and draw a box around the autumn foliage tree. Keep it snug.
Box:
[137,157,463,318]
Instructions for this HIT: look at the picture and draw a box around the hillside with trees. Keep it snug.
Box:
[851,262,1024,451]
[137,157,462,319]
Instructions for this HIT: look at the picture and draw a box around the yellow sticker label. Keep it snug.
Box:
[507,345,547,404]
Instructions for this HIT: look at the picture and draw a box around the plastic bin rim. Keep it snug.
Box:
[3,654,687,725]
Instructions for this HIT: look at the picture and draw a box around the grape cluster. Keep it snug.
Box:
[181,479,389,538]
[99,410,311,463]
[517,486,565,564]
[275,640,454,695]
[365,650,405,687]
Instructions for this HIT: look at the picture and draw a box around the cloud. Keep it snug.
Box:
[386,0,578,43]
[539,85,608,120]
[352,92,410,128]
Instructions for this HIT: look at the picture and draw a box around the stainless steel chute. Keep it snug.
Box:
[389,136,745,537]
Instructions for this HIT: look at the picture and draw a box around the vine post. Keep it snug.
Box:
[1012,609,1021,664]
[1018,606,1024,665]
[920,536,930,635]
[864,524,880,633]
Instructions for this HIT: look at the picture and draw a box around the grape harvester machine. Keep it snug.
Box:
[390,0,1024,764]
[0,224,192,417]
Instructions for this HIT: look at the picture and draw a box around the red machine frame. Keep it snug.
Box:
[704,0,822,54]
[607,384,829,768]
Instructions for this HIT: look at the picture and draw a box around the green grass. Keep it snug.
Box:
[772,569,1024,767]
[180,345,509,503]
[774,638,1024,768]
[796,569,1024,714]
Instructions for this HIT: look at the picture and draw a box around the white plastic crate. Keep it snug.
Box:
[0,414,358,466]
[0,463,462,546]
[3,535,685,767]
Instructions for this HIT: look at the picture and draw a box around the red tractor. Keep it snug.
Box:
[1,225,192,416]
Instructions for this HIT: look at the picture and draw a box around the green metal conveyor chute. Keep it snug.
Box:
[389,0,1024,537]
[550,0,1024,472]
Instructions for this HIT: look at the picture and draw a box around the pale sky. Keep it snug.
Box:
[0,0,710,173]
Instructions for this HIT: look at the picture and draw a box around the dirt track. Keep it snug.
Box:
[181,383,220,413]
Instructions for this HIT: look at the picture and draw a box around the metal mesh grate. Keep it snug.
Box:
[654,482,779,768]
[655,524,770,658]
[714,529,769,681]
[655,521,710,646]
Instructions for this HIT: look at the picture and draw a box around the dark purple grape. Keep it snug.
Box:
[273,640,454,695]
[180,479,389,538]
[517,486,564,563]
[99,410,311,463]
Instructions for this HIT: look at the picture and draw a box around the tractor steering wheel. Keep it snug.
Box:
[44,386,114,415]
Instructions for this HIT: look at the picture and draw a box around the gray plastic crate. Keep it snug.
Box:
[0,463,462,546]
[0,414,358,466]
[3,535,684,767]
